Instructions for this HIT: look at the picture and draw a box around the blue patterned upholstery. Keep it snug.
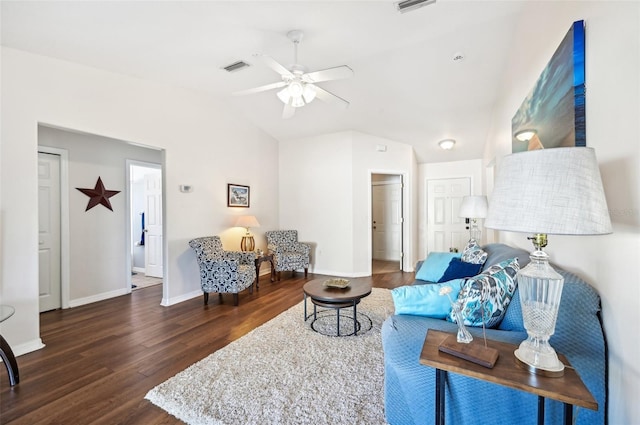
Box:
[265,230,310,279]
[188,236,256,306]
[382,243,606,425]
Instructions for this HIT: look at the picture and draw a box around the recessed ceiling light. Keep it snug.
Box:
[439,139,456,150]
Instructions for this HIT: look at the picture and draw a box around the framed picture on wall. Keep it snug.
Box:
[227,184,250,207]
[511,20,586,153]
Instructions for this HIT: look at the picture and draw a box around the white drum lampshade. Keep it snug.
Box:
[485,147,611,376]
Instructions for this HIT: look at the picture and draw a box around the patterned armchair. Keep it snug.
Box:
[265,230,310,280]
[188,236,256,306]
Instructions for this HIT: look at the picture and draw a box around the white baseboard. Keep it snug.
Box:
[69,288,129,308]
[132,267,145,274]
[259,268,272,276]
[310,268,370,278]
[161,289,202,307]
[12,338,46,357]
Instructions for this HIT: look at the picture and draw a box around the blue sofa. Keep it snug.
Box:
[381,243,607,425]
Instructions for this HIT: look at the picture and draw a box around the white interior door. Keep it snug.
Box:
[426,178,470,254]
[38,152,61,312]
[144,170,163,278]
[372,182,402,262]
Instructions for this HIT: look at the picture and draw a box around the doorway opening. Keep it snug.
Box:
[371,174,403,275]
[128,162,163,291]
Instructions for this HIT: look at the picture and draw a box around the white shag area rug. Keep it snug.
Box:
[145,288,395,425]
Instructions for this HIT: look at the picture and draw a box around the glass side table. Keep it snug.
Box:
[0,305,20,386]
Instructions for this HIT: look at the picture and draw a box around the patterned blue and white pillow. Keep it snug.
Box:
[448,257,520,328]
[461,239,488,265]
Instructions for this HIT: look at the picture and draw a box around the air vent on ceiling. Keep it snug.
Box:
[222,61,251,73]
[395,0,436,14]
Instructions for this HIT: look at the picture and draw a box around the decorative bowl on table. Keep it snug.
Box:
[323,278,350,288]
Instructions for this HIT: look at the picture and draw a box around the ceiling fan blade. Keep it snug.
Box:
[303,66,354,83]
[233,81,287,96]
[254,54,293,78]
[313,85,350,109]
[282,102,295,119]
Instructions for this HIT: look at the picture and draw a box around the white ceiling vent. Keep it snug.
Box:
[222,61,251,73]
[395,0,436,14]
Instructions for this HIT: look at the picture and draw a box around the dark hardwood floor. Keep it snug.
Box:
[0,270,414,425]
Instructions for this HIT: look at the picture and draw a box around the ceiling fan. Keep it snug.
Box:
[234,30,354,119]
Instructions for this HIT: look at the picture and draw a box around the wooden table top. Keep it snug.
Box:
[303,279,372,304]
[419,329,597,411]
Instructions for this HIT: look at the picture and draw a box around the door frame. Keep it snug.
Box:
[37,146,70,309]
[368,170,408,274]
[125,160,163,292]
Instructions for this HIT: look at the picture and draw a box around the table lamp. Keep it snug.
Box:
[235,215,261,252]
[485,147,611,376]
[458,195,488,242]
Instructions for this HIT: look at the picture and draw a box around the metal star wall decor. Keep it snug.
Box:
[76,177,121,211]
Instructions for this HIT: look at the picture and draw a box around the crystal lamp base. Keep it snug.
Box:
[514,341,565,377]
[515,243,566,378]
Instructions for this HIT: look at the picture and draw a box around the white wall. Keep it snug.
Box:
[0,47,280,355]
[279,131,416,276]
[418,159,483,260]
[351,132,416,273]
[279,132,354,275]
[39,125,162,304]
[483,2,640,424]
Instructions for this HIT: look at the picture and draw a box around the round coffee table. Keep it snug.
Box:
[303,279,372,336]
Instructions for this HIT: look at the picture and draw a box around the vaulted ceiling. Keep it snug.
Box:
[1,1,526,163]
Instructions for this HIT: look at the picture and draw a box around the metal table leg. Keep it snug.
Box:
[0,334,19,386]
[563,403,573,425]
[537,396,545,425]
[435,368,445,425]
[353,300,357,335]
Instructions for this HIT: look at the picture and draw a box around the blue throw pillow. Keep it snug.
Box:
[415,252,462,282]
[438,258,483,282]
[391,279,464,318]
[461,240,488,265]
[448,257,520,328]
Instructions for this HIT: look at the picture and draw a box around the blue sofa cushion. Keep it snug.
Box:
[438,257,483,282]
[461,239,488,265]
[383,244,606,425]
[415,251,461,282]
[391,279,464,318]
[450,257,520,328]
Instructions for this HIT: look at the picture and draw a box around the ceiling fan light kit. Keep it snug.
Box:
[234,30,353,118]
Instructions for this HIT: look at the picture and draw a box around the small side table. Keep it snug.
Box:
[419,329,597,425]
[0,305,19,386]
[254,253,275,290]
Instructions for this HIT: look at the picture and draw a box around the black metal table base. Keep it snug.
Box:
[303,294,372,337]
[434,369,575,425]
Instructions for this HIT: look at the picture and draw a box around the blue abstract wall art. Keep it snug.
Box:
[512,20,585,153]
